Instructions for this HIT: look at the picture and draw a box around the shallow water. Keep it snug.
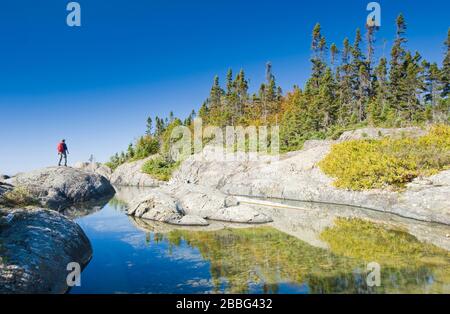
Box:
[70,191,450,294]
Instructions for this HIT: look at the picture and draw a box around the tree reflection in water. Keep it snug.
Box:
[145,219,450,294]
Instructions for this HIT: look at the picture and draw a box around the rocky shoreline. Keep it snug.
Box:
[0,167,116,294]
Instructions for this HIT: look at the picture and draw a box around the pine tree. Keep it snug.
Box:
[226,69,234,96]
[318,68,338,127]
[442,28,450,98]
[146,117,153,135]
[370,57,389,124]
[198,102,209,122]
[310,24,327,90]
[127,143,135,159]
[330,43,339,71]
[423,62,442,107]
[351,28,367,121]
[389,14,408,117]
[403,52,425,122]
[336,38,353,123]
[210,75,223,109]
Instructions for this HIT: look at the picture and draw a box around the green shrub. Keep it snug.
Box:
[142,157,180,181]
[0,187,38,208]
[319,125,450,190]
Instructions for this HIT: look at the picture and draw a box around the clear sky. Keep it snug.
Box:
[0,0,449,174]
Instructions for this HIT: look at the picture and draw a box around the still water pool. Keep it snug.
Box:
[70,194,450,294]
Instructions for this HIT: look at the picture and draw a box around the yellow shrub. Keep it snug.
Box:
[319,125,450,190]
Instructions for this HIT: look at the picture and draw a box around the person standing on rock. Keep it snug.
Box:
[57,139,69,167]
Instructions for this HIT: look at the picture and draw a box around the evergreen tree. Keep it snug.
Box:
[442,28,450,98]
[226,69,234,96]
[146,117,153,135]
[310,23,327,89]
[318,68,338,127]
[351,28,367,121]
[127,143,135,159]
[389,14,408,116]
[330,43,339,71]
[403,52,425,122]
[337,38,353,123]
[370,57,389,124]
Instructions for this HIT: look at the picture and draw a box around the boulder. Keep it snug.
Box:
[9,167,116,211]
[127,189,185,224]
[0,208,92,294]
[110,156,163,187]
[73,162,112,180]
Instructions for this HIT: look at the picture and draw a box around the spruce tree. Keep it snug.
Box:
[310,23,327,90]
[337,38,353,123]
[146,117,153,135]
[442,28,450,98]
[370,57,389,124]
[350,28,366,121]
[389,14,408,117]
[330,43,339,71]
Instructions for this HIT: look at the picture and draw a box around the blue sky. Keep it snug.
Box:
[0,0,449,174]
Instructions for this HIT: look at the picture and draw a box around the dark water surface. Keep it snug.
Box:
[70,194,450,294]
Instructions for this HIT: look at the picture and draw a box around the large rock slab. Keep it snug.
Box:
[110,156,163,187]
[9,167,116,211]
[125,183,272,225]
[0,208,92,294]
[166,184,272,223]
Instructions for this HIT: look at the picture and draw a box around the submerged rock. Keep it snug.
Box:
[110,156,163,187]
[0,208,92,294]
[9,167,116,211]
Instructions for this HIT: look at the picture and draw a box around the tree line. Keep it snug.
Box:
[107,14,450,168]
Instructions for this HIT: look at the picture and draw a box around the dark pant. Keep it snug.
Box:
[58,152,67,166]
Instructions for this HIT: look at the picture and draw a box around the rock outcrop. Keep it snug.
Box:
[8,167,116,211]
[73,162,112,180]
[171,127,450,225]
[0,208,92,294]
[0,174,10,182]
[337,126,427,142]
[110,156,163,187]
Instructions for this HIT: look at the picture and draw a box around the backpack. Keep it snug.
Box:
[57,143,65,153]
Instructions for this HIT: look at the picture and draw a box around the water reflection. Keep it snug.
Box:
[71,193,450,294]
